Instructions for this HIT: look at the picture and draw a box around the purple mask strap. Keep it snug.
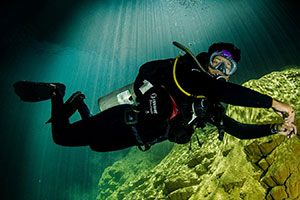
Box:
[220,50,234,60]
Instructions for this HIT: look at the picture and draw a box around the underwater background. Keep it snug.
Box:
[0,0,300,199]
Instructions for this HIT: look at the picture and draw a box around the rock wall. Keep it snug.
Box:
[97,67,300,200]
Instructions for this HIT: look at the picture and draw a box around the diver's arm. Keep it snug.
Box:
[223,114,297,139]
[199,74,295,123]
[192,72,295,123]
[188,71,273,108]
[222,114,276,139]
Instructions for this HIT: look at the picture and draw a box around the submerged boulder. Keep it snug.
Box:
[97,67,300,200]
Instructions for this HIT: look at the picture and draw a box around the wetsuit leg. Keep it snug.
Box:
[51,93,138,151]
[88,105,139,152]
[51,93,90,146]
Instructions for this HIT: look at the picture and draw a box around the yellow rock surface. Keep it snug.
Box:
[97,67,300,200]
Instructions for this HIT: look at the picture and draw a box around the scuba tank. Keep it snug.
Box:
[98,83,136,112]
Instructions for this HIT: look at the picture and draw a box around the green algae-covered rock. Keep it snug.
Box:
[97,67,300,200]
[96,141,174,200]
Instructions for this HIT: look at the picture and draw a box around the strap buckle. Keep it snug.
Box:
[124,107,139,125]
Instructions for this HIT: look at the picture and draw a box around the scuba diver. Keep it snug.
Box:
[14,42,297,152]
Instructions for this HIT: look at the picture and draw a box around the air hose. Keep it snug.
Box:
[172,41,206,99]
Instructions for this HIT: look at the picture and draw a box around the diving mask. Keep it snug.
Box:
[209,50,237,76]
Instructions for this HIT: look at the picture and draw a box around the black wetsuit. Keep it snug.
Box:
[51,53,275,152]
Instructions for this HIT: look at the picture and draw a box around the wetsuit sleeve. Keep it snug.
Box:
[186,70,273,108]
[222,114,276,139]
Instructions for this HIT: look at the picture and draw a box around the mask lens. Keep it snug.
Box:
[214,62,231,75]
[210,52,237,76]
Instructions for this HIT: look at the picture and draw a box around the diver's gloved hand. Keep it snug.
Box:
[272,99,295,123]
[272,122,298,138]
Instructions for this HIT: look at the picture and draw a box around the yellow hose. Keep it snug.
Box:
[173,56,205,99]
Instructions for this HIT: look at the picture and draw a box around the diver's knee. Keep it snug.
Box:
[52,133,65,146]
[51,129,68,146]
[89,144,103,152]
[89,144,114,152]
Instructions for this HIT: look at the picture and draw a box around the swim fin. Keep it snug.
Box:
[13,81,66,102]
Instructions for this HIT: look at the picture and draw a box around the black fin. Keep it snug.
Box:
[13,81,65,102]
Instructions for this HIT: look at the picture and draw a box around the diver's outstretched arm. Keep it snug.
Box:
[222,115,272,139]
[223,114,297,139]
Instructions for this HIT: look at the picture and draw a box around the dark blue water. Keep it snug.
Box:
[1,0,300,199]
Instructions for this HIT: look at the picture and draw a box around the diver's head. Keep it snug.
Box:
[206,42,241,81]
